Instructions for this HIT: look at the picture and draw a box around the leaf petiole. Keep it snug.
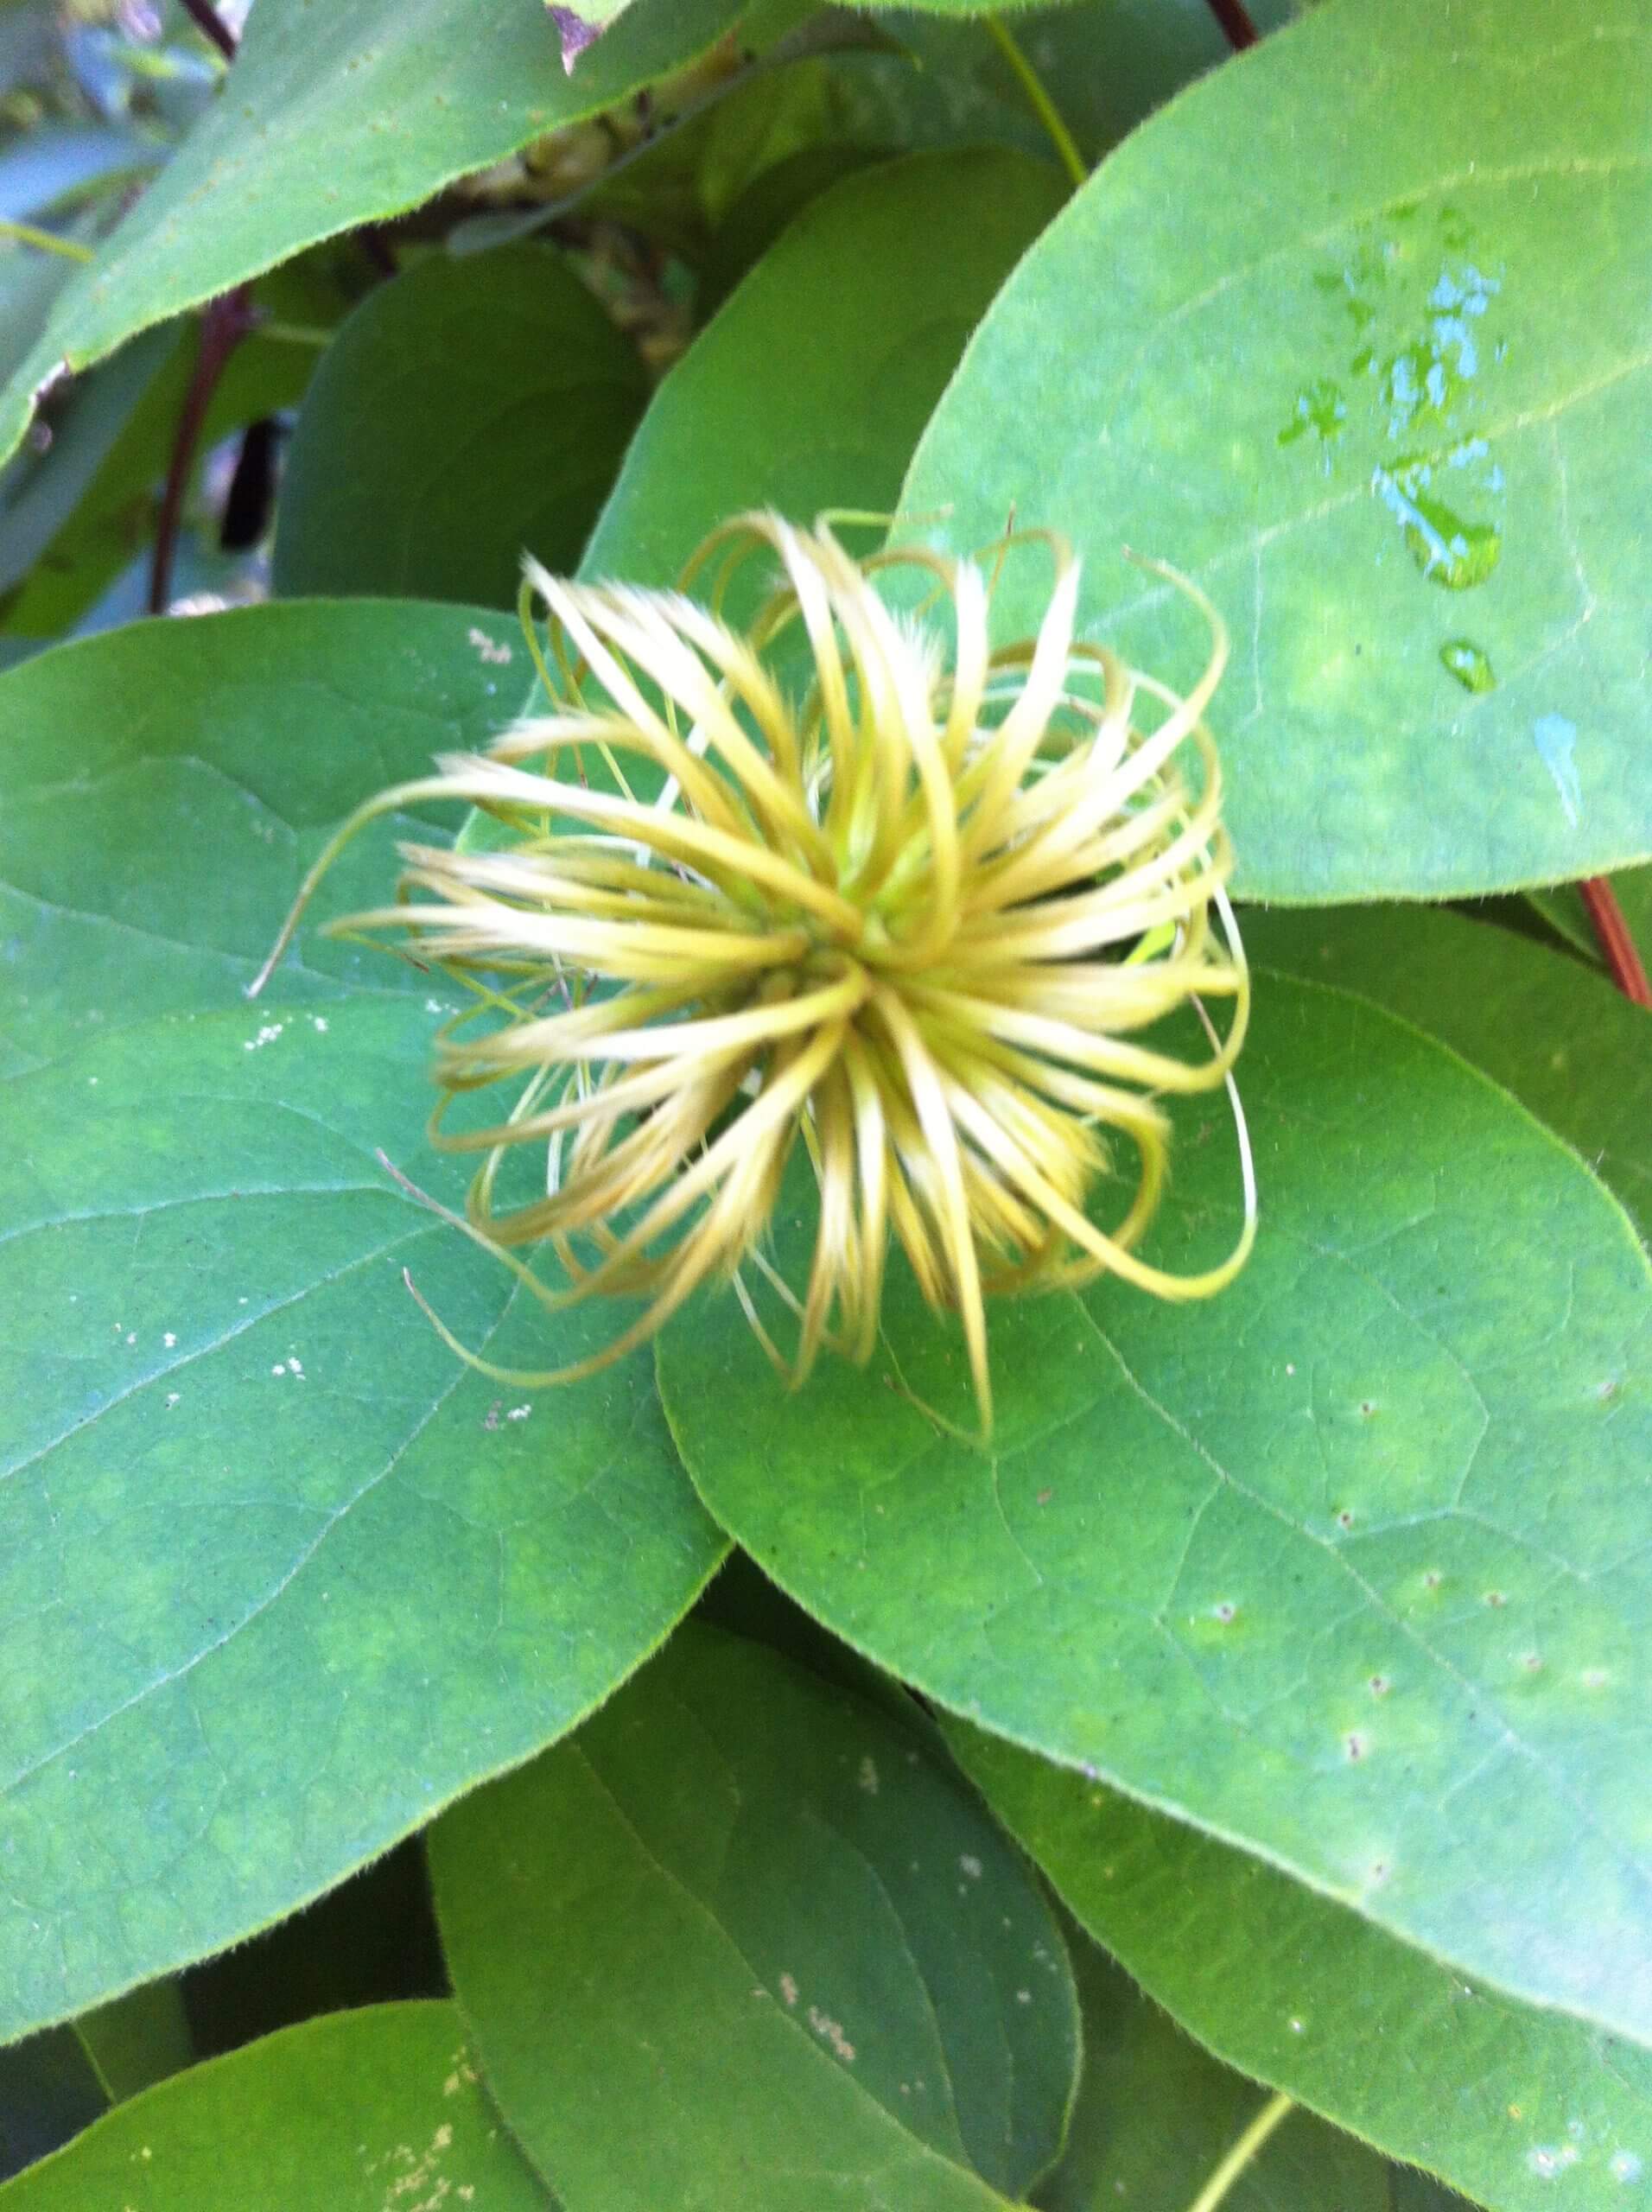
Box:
[1184,2091,1296,2212]
[984,16,1087,191]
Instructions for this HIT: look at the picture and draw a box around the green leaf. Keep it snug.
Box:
[0,213,104,400]
[1525,868,1652,977]
[586,147,1067,585]
[956,1726,1652,2210]
[0,327,175,601]
[431,1622,1077,2207]
[657,975,1652,2046]
[888,0,1297,160]
[1037,1929,1392,2212]
[0,2002,552,2209]
[552,0,639,34]
[4,255,359,641]
[1240,903,1651,1243]
[900,0,1652,899]
[73,1980,194,2103]
[696,141,886,319]
[0,599,530,1077]
[274,245,648,609]
[0,997,722,2044]
[0,0,762,475]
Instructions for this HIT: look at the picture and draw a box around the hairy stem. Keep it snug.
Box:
[985,16,1088,190]
[1579,878,1652,1007]
[148,287,254,616]
[179,0,237,62]
[1204,0,1261,50]
[1184,2092,1295,2212]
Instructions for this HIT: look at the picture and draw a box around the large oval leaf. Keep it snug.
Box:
[1039,1929,1392,2212]
[901,0,1652,899]
[0,0,760,474]
[0,2002,550,2209]
[0,600,524,1077]
[585,146,1067,585]
[657,975,1652,2046]
[0,995,722,2045]
[274,244,649,608]
[953,1724,1652,2210]
[1241,901,1651,1243]
[430,1622,1076,2208]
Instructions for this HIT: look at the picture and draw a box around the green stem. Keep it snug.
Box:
[0,218,94,264]
[1184,2092,1296,2212]
[985,15,1087,191]
[257,320,333,348]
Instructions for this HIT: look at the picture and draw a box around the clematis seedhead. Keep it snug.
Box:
[252,512,1255,1434]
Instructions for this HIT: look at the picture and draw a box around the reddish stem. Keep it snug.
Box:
[1579,878,1652,1007]
[178,0,237,62]
[148,287,254,616]
[1204,0,1260,48]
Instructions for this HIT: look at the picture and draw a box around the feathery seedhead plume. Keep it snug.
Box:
[251,512,1255,1435]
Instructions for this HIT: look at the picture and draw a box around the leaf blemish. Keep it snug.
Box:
[1528,2143,1580,2178]
[807,2003,855,2061]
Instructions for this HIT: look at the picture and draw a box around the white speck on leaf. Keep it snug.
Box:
[808,2004,855,2062]
[1528,2144,1581,2178]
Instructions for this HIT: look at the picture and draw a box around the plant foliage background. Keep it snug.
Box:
[0,0,1647,2206]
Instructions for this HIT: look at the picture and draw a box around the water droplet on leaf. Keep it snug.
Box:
[1440,639,1496,692]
